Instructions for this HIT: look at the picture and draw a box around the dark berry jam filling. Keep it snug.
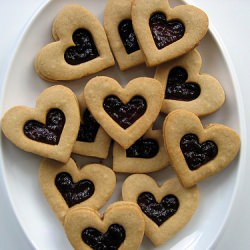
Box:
[166,67,201,101]
[55,172,95,207]
[103,95,147,129]
[77,109,100,143]
[126,137,159,158]
[149,12,185,50]
[82,224,126,250]
[64,28,99,65]
[180,133,218,170]
[137,192,179,226]
[23,108,65,145]
[118,19,140,54]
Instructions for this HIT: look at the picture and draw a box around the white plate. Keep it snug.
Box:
[0,0,246,249]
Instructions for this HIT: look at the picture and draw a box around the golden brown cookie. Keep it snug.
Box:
[163,109,241,187]
[64,201,145,250]
[131,0,208,66]
[122,175,199,246]
[39,158,116,223]
[1,85,80,163]
[35,4,114,82]
[155,49,225,116]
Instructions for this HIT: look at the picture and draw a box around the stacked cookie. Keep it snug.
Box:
[1,1,241,250]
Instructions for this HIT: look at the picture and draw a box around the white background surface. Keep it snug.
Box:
[0,1,250,249]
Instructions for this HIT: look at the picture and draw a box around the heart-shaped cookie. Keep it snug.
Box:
[104,0,144,70]
[39,158,116,223]
[1,85,80,163]
[163,109,241,187]
[64,201,145,250]
[35,4,114,82]
[113,127,169,173]
[131,0,208,66]
[84,76,164,149]
[122,175,199,246]
[73,92,111,159]
[155,49,225,116]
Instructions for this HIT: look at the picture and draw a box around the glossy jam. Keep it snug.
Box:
[64,28,99,65]
[23,108,65,145]
[55,172,95,207]
[149,12,185,49]
[82,224,126,250]
[103,95,147,129]
[77,109,100,143]
[118,19,140,54]
[126,137,159,158]
[137,192,179,226]
[180,133,218,170]
[166,67,201,101]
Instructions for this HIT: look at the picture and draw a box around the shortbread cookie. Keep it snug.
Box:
[39,158,116,223]
[131,0,208,66]
[64,201,145,250]
[104,0,144,70]
[113,127,169,173]
[163,109,241,188]
[122,175,199,246]
[84,76,164,149]
[155,49,225,116]
[73,92,111,158]
[35,4,114,82]
[1,85,80,163]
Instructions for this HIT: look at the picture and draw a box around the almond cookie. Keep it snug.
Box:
[64,201,145,250]
[39,158,116,223]
[35,4,114,82]
[1,85,80,163]
[131,0,208,66]
[163,109,241,188]
[113,127,169,173]
[155,49,225,116]
[73,92,111,159]
[104,0,144,70]
[84,76,164,149]
[122,175,199,246]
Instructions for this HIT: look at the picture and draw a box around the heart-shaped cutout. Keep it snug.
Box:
[132,0,208,66]
[64,202,145,250]
[163,109,241,187]
[39,158,116,223]
[1,85,80,163]
[84,76,164,149]
[122,175,199,246]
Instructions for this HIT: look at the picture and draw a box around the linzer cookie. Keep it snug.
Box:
[64,201,145,250]
[84,76,164,149]
[39,158,116,223]
[131,0,208,66]
[155,49,225,116]
[104,0,144,70]
[122,175,199,246]
[163,110,241,188]
[35,4,114,82]
[1,85,80,163]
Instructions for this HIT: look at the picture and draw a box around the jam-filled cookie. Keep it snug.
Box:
[104,0,144,70]
[39,158,116,223]
[35,4,114,82]
[1,85,80,163]
[155,49,225,116]
[113,127,169,173]
[163,109,241,188]
[131,0,208,66]
[84,76,164,149]
[73,92,111,159]
[64,201,145,250]
[122,175,199,246]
